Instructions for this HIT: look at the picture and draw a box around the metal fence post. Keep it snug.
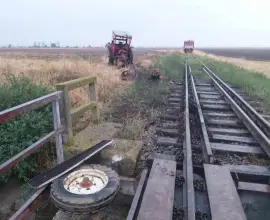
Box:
[52,97,64,164]
[89,82,100,123]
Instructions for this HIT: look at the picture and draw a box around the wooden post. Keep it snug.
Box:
[61,86,73,145]
[58,88,68,144]
[56,76,99,145]
[89,82,100,123]
[52,99,64,163]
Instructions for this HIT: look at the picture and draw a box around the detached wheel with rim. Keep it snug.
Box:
[50,164,119,214]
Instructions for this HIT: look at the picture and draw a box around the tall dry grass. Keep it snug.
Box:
[0,55,129,107]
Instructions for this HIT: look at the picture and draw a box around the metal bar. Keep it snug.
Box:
[189,66,213,163]
[29,140,113,188]
[0,91,62,124]
[202,67,270,157]
[0,131,55,173]
[9,187,47,220]
[126,169,148,220]
[52,99,64,164]
[184,58,196,220]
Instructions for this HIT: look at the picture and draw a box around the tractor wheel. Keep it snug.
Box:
[129,50,133,64]
[50,164,119,214]
[108,57,114,65]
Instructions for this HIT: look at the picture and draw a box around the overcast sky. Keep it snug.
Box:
[1,0,269,47]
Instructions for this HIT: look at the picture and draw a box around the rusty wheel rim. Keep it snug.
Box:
[63,168,108,195]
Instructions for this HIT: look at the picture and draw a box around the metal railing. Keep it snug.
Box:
[0,91,65,220]
[0,91,64,173]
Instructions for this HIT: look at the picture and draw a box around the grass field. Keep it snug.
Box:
[199,48,270,61]
[193,52,270,111]
[195,50,270,79]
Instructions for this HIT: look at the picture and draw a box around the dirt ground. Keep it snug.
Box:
[0,179,24,220]
[194,49,270,78]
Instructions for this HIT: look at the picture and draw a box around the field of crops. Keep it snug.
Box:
[199,48,270,61]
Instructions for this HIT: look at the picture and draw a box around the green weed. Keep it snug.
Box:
[199,57,270,109]
[0,74,56,182]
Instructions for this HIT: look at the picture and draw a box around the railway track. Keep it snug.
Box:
[192,56,270,164]
[127,56,270,220]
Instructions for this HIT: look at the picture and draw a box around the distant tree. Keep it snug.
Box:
[88,45,91,48]
[41,42,47,48]
[51,43,57,48]
[8,44,12,48]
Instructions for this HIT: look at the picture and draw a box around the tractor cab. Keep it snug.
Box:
[107,31,133,67]
[112,31,132,47]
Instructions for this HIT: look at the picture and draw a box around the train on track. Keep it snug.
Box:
[184,40,194,53]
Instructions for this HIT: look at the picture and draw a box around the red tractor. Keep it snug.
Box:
[184,40,194,53]
[106,31,133,68]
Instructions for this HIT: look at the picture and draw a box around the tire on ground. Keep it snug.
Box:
[50,164,119,214]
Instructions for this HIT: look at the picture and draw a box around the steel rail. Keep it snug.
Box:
[196,63,270,157]
[184,57,196,220]
[195,57,270,139]
[188,64,213,163]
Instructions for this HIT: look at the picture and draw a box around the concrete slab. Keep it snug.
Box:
[64,122,122,159]
[200,94,221,99]
[204,164,247,220]
[137,158,176,220]
[208,127,249,135]
[203,112,235,117]
[202,104,230,110]
[156,136,179,146]
[226,164,270,177]
[207,119,242,127]
[161,122,179,129]
[100,139,143,177]
[238,182,270,193]
[211,143,264,154]
[211,134,258,144]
